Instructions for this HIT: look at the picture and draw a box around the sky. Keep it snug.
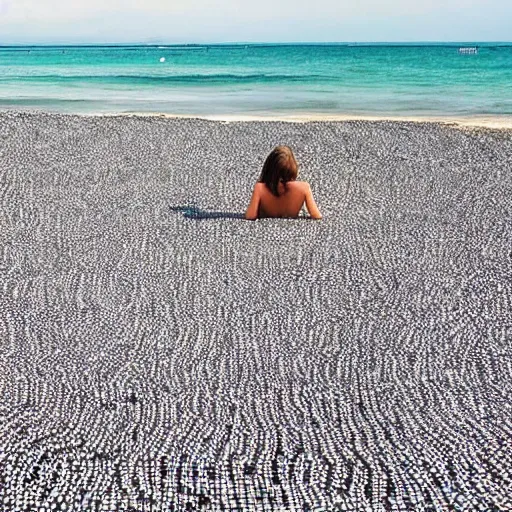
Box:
[0,0,510,44]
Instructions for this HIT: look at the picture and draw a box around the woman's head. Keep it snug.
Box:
[259,145,298,197]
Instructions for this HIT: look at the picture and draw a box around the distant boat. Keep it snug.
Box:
[458,47,478,54]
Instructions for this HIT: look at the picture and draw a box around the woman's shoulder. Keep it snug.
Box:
[288,180,310,190]
[255,180,309,195]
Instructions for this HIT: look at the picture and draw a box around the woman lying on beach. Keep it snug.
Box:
[245,145,322,220]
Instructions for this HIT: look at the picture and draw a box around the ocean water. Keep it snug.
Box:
[0,43,511,117]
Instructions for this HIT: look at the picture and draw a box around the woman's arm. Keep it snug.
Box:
[305,183,322,219]
[245,184,261,220]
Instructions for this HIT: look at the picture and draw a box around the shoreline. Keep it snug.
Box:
[4,109,512,129]
[87,112,512,129]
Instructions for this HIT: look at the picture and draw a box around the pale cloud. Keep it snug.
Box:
[0,0,444,21]
[0,0,12,15]
[0,0,510,43]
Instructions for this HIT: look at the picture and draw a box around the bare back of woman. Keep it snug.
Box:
[245,146,322,220]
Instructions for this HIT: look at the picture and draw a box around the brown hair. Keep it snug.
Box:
[259,145,298,197]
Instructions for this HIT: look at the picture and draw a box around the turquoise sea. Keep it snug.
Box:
[0,43,511,117]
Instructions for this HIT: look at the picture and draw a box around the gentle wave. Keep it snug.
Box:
[0,98,92,104]
[0,73,330,85]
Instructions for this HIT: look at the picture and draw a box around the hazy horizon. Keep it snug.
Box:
[0,0,510,45]
[1,41,511,47]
